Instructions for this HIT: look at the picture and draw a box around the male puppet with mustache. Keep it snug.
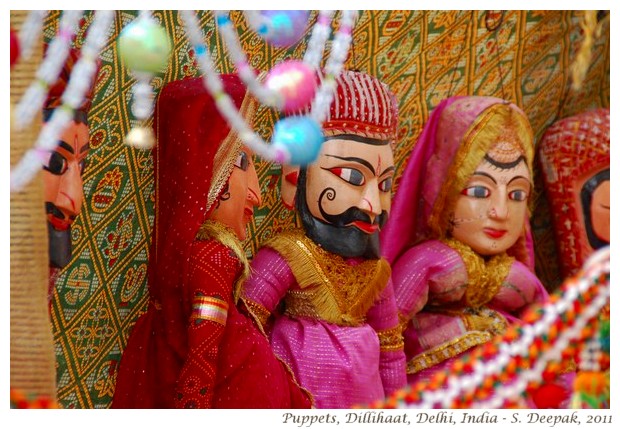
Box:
[241,70,406,409]
[43,48,99,303]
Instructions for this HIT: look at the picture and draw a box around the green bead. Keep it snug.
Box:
[118,18,171,73]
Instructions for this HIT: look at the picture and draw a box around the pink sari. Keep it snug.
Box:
[381,96,548,385]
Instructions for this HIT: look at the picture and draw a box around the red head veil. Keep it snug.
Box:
[539,108,610,278]
[149,75,250,356]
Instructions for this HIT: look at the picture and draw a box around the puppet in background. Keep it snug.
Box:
[538,108,610,280]
[43,48,100,302]
[538,108,610,409]
[241,70,406,409]
[381,96,552,402]
[112,76,312,409]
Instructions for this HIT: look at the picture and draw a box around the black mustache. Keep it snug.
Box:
[45,202,76,221]
[317,189,387,228]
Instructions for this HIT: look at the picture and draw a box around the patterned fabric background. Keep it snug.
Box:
[38,11,609,408]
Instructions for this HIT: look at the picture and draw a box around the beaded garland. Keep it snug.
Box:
[16,10,47,63]
[13,10,83,131]
[370,247,610,409]
[11,10,114,193]
[119,11,172,150]
[10,388,59,409]
[182,10,357,165]
[11,10,357,192]
[215,10,332,111]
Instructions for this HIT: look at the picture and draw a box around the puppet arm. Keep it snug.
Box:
[174,239,240,409]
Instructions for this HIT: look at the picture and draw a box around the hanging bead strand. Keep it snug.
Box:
[302,10,334,68]
[215,11,283,108]
[13,10,83,131]
[182,10,357,166]
[371,248,610,409]
[310,10,357,124]
[181,10,283,162]
[11,10,114,193]
[216,11,333,114]
[118,11,171,150]
[17,10,48,62]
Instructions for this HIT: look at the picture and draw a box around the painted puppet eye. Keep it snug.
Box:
[234,151,249,171]
[43,151,68,175]
[461,185,490,198]
[508,189,528,201]
[329,167,365,186]
[79,159,87,175]
[379,177,393,192]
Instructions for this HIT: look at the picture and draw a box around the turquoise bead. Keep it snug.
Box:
[273,116,324,166]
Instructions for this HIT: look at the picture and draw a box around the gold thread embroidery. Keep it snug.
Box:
[443,307,508,335]
[440,238,513,308]
[240,297,271,330]
[406,331,492,374]
[264,229,390,326]
[195,220,249,303]
[376,325,405,352]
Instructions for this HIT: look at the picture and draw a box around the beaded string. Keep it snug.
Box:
[13,10,83,131]
[372,247,610,409]
[215,10,335,110]
[181,10,357,164]
[302,11,335,68]
[309,11,356,124]
[122,10,163,150]
[10,10,114,193]
[17,10,48,61]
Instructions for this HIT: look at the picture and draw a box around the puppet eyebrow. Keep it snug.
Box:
[325,155,375,175]
[471,171,497,184]
[507,175,530,186]
[80,143,91,154]
[379,166,395,176]
[57,141,75,154]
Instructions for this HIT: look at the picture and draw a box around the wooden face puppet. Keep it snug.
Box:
[42,49,99,268]
[451,140,532,257]
[281,70,399,259]
[539,108,610,278]
[209,146,262,241]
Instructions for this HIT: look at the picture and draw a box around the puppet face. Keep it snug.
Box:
[589,177,610,244]
[299,136,395,258]
[210,147,262,241]
[43,120,90,268]
[450,143,531,256]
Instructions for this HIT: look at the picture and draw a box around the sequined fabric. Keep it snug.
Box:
[381,96,548,387]
[243,244,406,409]
[112,76,311,409]
[393,240,546,384]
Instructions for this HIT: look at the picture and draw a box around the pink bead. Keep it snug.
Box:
[265,60,317,114]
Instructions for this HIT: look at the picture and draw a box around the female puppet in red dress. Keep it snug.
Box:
[112,76,312,409]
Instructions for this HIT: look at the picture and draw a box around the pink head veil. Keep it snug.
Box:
[381,96,536,269]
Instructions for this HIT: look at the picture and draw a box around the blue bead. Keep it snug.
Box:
[273,116,324,166]
[216,15,230,26]
[195,44,207,57]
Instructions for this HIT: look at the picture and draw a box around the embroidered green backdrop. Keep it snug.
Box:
[43,10,610,408]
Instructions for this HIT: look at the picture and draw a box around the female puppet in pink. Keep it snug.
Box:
[381,96,549,388]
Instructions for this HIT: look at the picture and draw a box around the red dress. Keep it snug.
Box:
[112,237,312,409]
